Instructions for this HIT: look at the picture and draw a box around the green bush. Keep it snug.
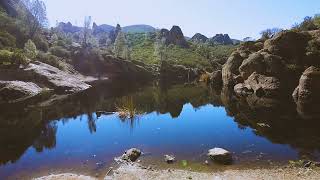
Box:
[37,51,62,69]
[0,49,28,65]
[33,35,49,52]
[0,49,13,64]
[0,31,16,48]
[49,46,70,58]
[24,39,37,59]
[12,50,28,65]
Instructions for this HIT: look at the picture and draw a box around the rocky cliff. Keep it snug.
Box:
[191,33,208,43]
[218,29,320,118]
[158,26,189,48]
[208,34,234,45]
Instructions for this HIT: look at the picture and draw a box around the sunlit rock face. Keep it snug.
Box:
[293,66,320,118]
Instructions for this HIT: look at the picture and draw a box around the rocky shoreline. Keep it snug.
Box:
[34,163,320,180]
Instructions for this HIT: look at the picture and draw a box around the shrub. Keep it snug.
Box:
[116,96,141,119]
[0,49,28,65]
[199,72,211,84]
[37,51,62,69]
[33,35,49,52]
[24,39,37,59]
[0,49,13,64]
[49,46,70,58]
[0,31,16,48]
[12,50,28,65]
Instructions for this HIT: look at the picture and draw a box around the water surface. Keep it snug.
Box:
[1,82,320,179]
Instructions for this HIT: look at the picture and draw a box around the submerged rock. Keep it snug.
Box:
[164,155,175,164]
[120,148,141,162]
[0,81,42,102]
[207,148,232,164]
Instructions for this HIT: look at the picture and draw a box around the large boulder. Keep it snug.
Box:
[0,81,42,102]
[244,72,281,98]
[120,148,141,162]
[293,66,320,103]
[207,148,232,164]
[264,30,310,64]
[24,61,91,93]
[222,52,244,86]
[239,51,285,79]
[293,66,320,118]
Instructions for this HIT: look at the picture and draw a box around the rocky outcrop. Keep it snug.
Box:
[208,34,234,45]
[222,52,244,87]
[234,83,253,96]
[222,41,264,87]
[24,61,91,93]
[244,72,281,98]
[92,22,115,35]
[0,81,42,102]
[234,73,281,98]
[57,22,82,34]
[293,66,320,118]
[264,31,310,64]
[239,51,285,80]
[190,33,208,43]
[158,26,189,48]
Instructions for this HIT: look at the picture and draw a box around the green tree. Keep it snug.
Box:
[113,32,130,59]
[314,14,320,29]
[24,39,37,59]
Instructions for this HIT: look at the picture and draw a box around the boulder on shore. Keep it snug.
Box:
[121,148,141,162]
[0,81,42,102]
[207,148,232,164]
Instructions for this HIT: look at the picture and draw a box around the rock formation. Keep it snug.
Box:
[0,81,42,102]
[208,34,234,45]
[190,33,208,43]
[158,26,189,48]
[293,66,320,118]
[57,22,82,34]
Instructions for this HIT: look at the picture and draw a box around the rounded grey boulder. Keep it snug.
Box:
[122,148,141,162]
[207,148,232,164]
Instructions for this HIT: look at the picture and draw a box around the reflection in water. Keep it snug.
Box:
[0,81,320,178]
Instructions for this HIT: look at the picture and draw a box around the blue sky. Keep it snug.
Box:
[43,0,320,39]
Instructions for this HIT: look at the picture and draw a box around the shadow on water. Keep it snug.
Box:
[1,80,320,178]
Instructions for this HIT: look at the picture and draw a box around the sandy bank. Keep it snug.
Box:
[34,163,320,180]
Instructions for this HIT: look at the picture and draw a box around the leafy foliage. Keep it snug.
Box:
[49,46,70,58]
[24,39,37,59]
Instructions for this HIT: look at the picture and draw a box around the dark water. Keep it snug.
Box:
[1,82,320,179]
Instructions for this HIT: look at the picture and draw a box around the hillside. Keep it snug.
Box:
[123,24,156,33]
